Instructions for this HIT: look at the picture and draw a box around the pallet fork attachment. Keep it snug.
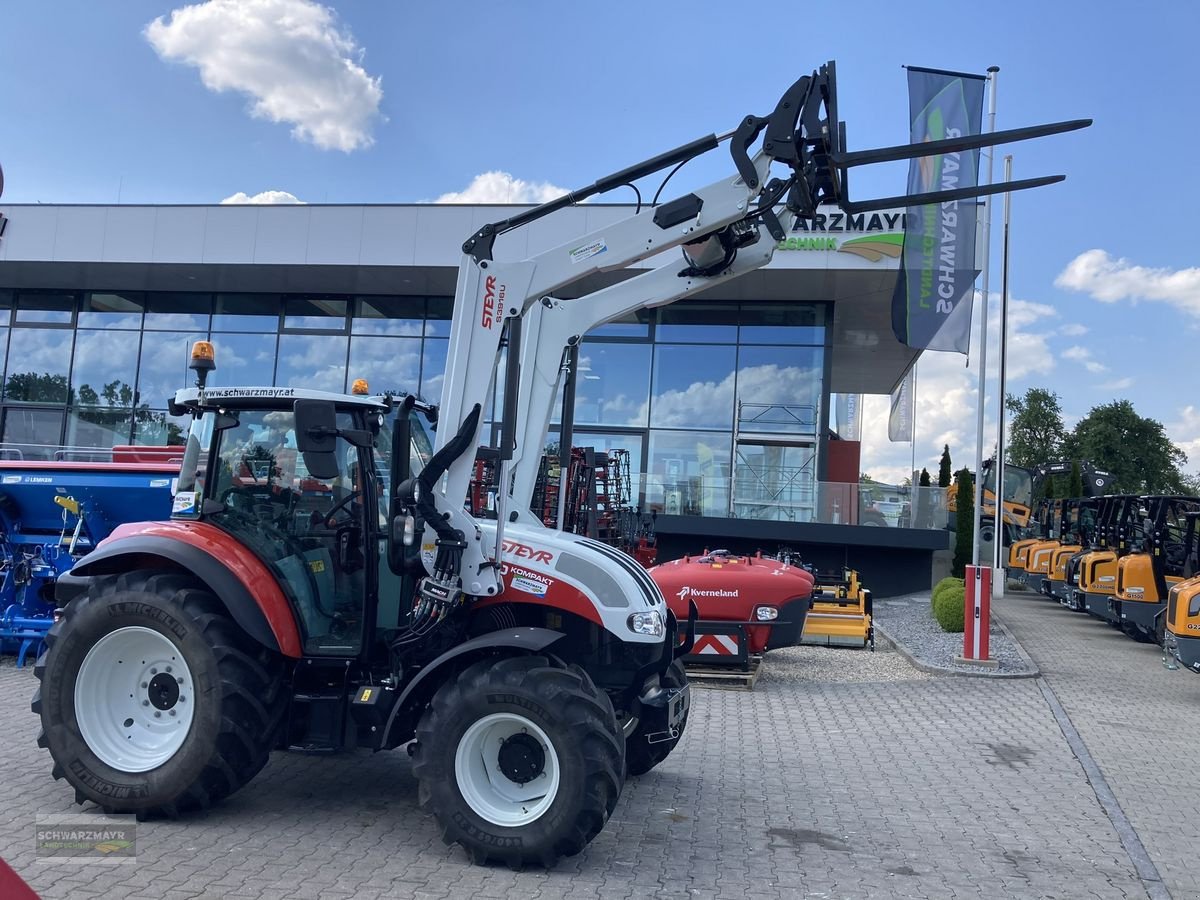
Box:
[464,61,1090,272]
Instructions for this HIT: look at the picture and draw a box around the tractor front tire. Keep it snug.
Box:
[412,655,624,868]
[625,658,689,777]
[32,571,286,817]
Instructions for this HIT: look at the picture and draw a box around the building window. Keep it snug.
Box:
[214,293,280,332]
[137,331,207,408]
[738,302,825,344]
[656,302,738,343]
[423,297,454,337]
[732,442,818,522]
[145,293,212,331]
[72,329,140,408]
[420,338,448,401]
[2,408,65,460]
[208,333,278,389]
[134,409,190,447]
[275,334,349,392]
[575,342,651,428]
[587,309,652,339]
[734,346,823,436]
[80,292,144,329]
[66,408,135,456]
[649,344,736,430]
[353,296,425,336]
[348,335,422,396]
[15,291,76,326]
[645,430,731,517]
[4,329,75,402]
[283,296,349,331]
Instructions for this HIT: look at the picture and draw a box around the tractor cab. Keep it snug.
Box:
[168,345,435,659]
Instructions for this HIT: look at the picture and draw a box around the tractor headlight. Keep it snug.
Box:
[627,610,664,637]
[754,606,779,621]
[402,513,417,546]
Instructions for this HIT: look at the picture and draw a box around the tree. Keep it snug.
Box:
[4,372,73,404]
[1070,400,1188,493]
[1006,388,1067,469]
[938,445,952,487]
[919,468,931,487]
[1067,460,1083,498]
[952,468,974,577]
[1042,474,1057,500]
[1182,471,1200,496]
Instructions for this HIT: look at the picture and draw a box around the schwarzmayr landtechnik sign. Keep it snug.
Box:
[777,209,905,262]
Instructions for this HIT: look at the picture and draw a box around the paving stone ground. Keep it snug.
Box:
[1,597,1193,899]
[994,591,1200,899]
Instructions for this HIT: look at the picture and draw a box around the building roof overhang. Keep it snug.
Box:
[0,203,920,394]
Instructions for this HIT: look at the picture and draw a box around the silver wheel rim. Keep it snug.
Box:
[454,713,561,827]
[74,626,196,773]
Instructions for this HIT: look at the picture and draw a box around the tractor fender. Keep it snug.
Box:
[382,626,565,748]
[62,531,302,658]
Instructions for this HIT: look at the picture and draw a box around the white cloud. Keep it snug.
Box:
[435,171,568,204]
[1056,249,1200,318]
[221,190,304,204]
[1168,406,1200,474]
[1061,345,1107,374]
[858,292,1060,485]
[145,0,383,152]
[1059,323,1088,337]
[1097,377,1134,392]
[997,300,1058,381]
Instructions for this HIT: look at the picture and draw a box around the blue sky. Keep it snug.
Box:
[2,0,1198,481]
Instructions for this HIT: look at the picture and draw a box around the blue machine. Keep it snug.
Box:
[0,463,178,666]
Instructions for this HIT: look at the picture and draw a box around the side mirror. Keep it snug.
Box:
[294,399,339,480]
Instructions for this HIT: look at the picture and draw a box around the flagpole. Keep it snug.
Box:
[911,360,918,489]
[993,155,1014,570]
[970,66,1000,568]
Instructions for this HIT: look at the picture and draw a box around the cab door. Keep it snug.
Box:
[208,408,369,655]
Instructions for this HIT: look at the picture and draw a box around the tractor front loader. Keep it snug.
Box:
[32,62,1088,867]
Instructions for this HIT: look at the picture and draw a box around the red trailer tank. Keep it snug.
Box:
[650,550,813,663]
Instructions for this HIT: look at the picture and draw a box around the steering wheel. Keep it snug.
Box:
[321,490,363,528]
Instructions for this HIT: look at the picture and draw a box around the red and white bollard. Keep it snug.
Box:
[957,565,997,667]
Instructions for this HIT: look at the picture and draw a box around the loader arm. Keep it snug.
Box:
[417,60,1089,597]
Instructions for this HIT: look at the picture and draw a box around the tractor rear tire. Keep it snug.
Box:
[32,570,286,817]
[412,655,624,868]
[624,658,689,777]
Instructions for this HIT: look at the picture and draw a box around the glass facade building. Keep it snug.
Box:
[0,201,952,594]
[0,289,828,520]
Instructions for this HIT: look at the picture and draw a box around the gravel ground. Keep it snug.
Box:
[873,594,1038,676]
[758,640,933,684]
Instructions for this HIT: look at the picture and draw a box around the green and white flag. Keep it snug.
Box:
[891,66,986,354]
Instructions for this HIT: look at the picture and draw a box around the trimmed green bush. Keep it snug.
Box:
[933,584,966,633]
[931,576,964,611]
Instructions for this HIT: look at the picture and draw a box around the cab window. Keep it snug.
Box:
[209,408,367,656]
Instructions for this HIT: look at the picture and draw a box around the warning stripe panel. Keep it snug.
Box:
[693,633,740,655]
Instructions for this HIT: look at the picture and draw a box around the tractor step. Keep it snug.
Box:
[684,655,762,691]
